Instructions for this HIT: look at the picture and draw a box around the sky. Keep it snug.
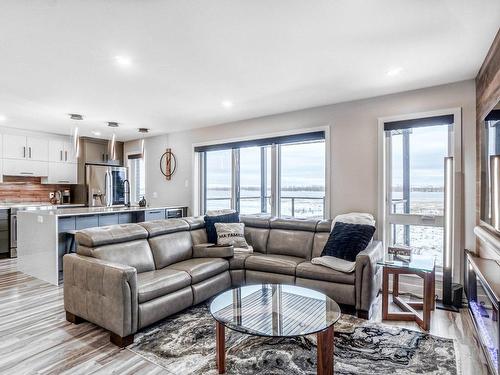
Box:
[391,125,449,188]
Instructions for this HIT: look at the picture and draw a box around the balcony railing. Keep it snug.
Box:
[206,196,325,219]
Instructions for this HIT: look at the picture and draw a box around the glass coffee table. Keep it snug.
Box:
[210,284,341,375]
[378,254,436,331]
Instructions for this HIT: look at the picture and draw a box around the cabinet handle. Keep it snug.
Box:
[148,211,162,214]
[58,180,69,183]
[29,147,32,159]
[60,150,63,161]
[65,151,68,161]
[23,146,26,158]
[102,153,105,162]
[20,172,34,175]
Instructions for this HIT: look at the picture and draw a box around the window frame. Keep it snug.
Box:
[194,127,330,219]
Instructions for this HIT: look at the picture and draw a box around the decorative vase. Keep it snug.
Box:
[139,196,147,207]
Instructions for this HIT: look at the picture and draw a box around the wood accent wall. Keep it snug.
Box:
[476,28,500,259]
[0,176,69,203]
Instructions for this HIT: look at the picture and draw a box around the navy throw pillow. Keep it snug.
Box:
[321,222,376,262]
[204,212,240,243]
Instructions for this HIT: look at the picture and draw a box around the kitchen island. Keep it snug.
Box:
[17,205,188,285]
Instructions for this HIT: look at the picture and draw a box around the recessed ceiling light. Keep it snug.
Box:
[107,121,119,128]
[386,67,403,77]
[91,130,101,136]
[138,128,149,134]
[221,100,233,108]
[0,114,7,122]
[114,55,132,67]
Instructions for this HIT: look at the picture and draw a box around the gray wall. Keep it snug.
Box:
[126,79,476,250]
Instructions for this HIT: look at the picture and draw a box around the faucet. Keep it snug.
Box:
[123,179,131,207]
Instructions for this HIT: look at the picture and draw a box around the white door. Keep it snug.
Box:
[26,137,49,161]
[3,134,27,159]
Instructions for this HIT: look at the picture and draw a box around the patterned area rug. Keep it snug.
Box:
[129,304,459,375]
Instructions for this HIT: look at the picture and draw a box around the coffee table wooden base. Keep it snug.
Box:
[382,266,435,331]
[215,321,334,374]
[216,322,225,374]
[317,325,335,375]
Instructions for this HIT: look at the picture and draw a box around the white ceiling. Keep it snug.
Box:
[0,1,499,141]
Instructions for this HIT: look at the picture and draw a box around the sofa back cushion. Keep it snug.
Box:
[75,223,155,273]
[244,227,269,253]
[266,218,317,259]
[267,229,315,259]
[148,231,193,269]
[312,220,333,258]
[191,228,208,245]
[76,223,148,247]
[78,239,156,273]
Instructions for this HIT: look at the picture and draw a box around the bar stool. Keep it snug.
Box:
[66,230,77,254]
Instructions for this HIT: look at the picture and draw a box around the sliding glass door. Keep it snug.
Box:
[199,134,326,219]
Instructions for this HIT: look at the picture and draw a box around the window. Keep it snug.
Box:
[205,150,232,211]
[128,156,145,203]
[383,114,455,267]
[280,142,325,218]
[197,131,326,219]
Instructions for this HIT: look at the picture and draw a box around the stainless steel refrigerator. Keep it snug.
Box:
[86,164,128,207]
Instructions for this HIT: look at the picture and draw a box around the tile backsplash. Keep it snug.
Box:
[0,176,70,203]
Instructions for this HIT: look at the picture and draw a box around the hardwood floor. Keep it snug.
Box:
[0,258,490,374]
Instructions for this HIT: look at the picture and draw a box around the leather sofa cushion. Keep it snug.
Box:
[79,239,155,273]
[245,254,304,276]
[139,219,189,238]
[296,262,355,284]
[167,258,229,284]
[148,231,193,269]
[269,217,318,232]
[76,224,148,247]
[244,227,269,253]
[191,228,208,245]
[183,216,205,230]
[241,215,271,228]
[137,268,191,303]
[311,232,330,258]
[266,229,314,259]
[228,252,253,270]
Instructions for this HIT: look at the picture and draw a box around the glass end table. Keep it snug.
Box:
[210,284,341,375]
[377,254,436,331]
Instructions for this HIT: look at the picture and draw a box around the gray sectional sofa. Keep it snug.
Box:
[63,215,383,346]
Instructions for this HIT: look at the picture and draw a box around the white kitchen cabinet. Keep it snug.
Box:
[3,159,48,177]
[3,134,27,159]
[26,137,49,161]
[44,162,77,184]
[49,139,77,163]
[3,134,49,161]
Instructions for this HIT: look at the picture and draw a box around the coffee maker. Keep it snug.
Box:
[62,189,71,204]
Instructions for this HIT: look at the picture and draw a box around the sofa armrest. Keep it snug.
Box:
[355,240,383,313]
[63,254,138,337]
[192,243,234,258]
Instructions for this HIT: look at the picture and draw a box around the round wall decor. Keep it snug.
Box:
[160,148,177,180]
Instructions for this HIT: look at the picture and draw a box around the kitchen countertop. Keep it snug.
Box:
[19,205,187,217]
[0,203,86,210]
